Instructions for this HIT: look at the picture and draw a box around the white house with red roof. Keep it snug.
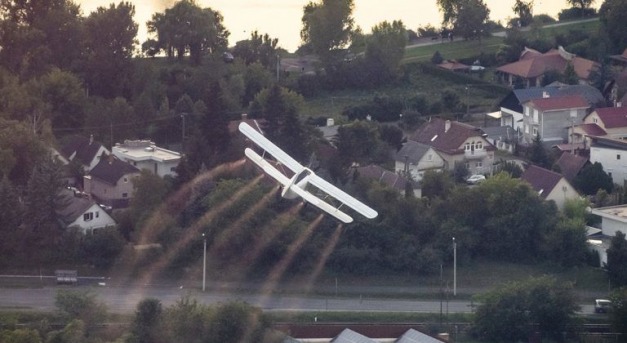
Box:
[496,46,598,88]
[408,118,495,175]
[520,165,579,210]
[520,94,590,145]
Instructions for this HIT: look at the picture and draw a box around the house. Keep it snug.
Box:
[590,205,627,237]
[60,135,110,172]
[496,46,598,88]
[520,165,580,210]
[481,125,517,153]
[408,118,495,175]
[555,152,589,183]
[497,84,604,134]
[112,140,181,178]
[520,94,589,146]
[56,189,116,234]
[589,136,627,186]
[84,155,141,208]
[354,164,419,197]
[395,141,445,182]
[576,106,627,142]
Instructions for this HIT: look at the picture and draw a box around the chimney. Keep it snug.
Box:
[542,91,549,98]
[241,113,248,120]
[327,118,335,126]
[445,120,451,133]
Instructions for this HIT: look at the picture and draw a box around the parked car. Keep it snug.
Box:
[466,174,486,185]
[595,299,612,313]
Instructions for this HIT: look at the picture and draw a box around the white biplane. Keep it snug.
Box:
[239,122,377,223]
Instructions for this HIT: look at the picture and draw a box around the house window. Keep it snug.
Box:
[532,127,538,136]
[476,141,482,149]
[476,161,483,168]
[465,143,470,151]
[525,106,529,116]
[96,211,99,218]
[83,212,93,221]
[428,154,433,161]
[593,118,598,123]
[123,177,128,183]
[617,154,621,160]
[533,109,539,123]
[122,193,128,198]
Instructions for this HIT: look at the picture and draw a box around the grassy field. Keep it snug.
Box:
[402,36,504,64]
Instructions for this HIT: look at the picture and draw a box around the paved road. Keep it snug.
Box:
[0,284,597,314]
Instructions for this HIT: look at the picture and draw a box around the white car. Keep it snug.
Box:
[466,174,486,184]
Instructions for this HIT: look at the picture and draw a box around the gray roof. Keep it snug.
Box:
[481,125,517,140]
[396,141,433,164]
[89,155,140,185]
[332,329,378,343]
[396,329,445,343]
[56,189,96,225]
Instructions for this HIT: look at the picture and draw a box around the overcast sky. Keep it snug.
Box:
[76,0,586,52]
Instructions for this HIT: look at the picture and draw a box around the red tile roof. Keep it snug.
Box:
[526,95,589,111]
[578,123,606,136]
[409,118,495,155]
[496,47,598,80]
[594,107,627,129]
[521,165,563,199]
[555,152,588,182]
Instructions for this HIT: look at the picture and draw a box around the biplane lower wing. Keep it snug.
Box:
[239,122,377,224]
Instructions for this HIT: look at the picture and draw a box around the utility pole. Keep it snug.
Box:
[202,233,206,292]
[453,237,457,296]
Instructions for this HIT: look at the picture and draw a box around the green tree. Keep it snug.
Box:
[83,2,138,98]
[0,176,21,266]
[127,298,164,343]
[130,170,171,228]
[334,120,381,169]
[567,0,595,16]
[573,162,613,195]
[421,170,454,200]
[30,68,87,132]
[473,276,579,342]
[436,0,490,39]
[606,231,627,287]
[300,0,354,69]
[599,0,627,53]
[0,328,41,343]
[513,0,534,27]
[609,287,627,337]
[80,227,125,269]
[529,134,551,168]
[55,289,107,333]
[146,0,229,64]
[23,156,67,258]
[364,20,407,83]
[231,30,280,68]
[0,0,83,77]
[561,62,579,85]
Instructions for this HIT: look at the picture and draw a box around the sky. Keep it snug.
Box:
[77,0,591,52]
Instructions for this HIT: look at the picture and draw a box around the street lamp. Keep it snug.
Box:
[202,233,206,292]
[453,237,457,296]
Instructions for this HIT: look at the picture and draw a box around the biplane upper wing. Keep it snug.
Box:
[239,122,303,174]
[307,175,378,219]
[244,148,291,186]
